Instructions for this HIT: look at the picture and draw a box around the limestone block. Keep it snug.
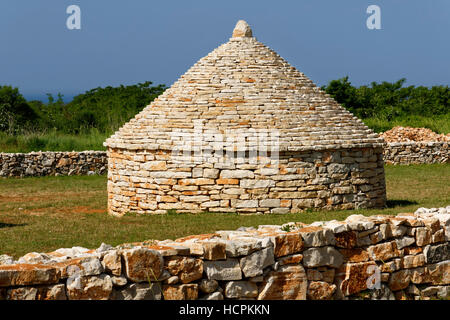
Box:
[202,241,227,260]
[307,281,336,300]
[0,264,60,287]
[428,261,450,285]
[223,238,263,257]
[423,243,450,264]
[302,247,343,268]
[164,256,203,283]
[257,265,307,300]
[337,261,378,296]
[199,279,218,294]
[388,270,411,291]
[66,274,113,300]
[224,281,258,299]
[298,226,336,247]
[220,170,254,179]
[240,247,275,277]
[6,287,38,300]
[402,254,425,269]
[113,282,161,300]
[416,227,432,246]
[204,259,242,281]
[273,232,304,257]
[101,251,122,276]
[122,248,163,282]
[367,241,403,262]
[163,284,198,300]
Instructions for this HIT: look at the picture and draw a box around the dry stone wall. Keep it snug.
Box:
[107,147,386,216]
[0,151,107,177]
[383,142,449,165]
[1,206,449,300]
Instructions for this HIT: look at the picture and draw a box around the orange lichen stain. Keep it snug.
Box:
[49,257,83,268]
[179,97,192,102]
[280,200,291,207]
[184,191,201,196]
[215,99,246,107]
[279,165,287,175]
[339,248,369,263]
[175,233,220,242]
[0,263,53,271]
[144,245,175,251]
[242,77,256,83]
[216,179,239,185]
[255,231,280,237]
[46,251,65,258]
[280,255,303,264]
[297,226,323,233]
[178,180,191,186]
[404,247,423,255]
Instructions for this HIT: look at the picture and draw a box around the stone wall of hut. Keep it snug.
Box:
[107,146,386,216]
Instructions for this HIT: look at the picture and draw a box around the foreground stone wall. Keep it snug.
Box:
[107,147,386,216]
[383,142,449,165]
[1,206,449,300]
[0,151,107,177]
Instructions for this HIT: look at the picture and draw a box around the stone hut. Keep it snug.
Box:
[104,20,386,216]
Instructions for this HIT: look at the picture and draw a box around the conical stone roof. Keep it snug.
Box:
[105,20,384,152]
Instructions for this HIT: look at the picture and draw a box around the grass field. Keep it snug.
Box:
[0,164,449,258]
[0,129,110,153]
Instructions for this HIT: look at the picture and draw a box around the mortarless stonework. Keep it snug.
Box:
[107,147,386,216]
[0,206,449,300]
[0,151,107,177]
[383,142,449,165]
[103,21,387,216]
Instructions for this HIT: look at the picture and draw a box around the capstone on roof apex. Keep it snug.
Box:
[232,20,253,38]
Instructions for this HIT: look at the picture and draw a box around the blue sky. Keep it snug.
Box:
[0,0,449,102]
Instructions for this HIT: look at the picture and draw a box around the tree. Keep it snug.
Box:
[0,86,38,134]
[322,77,449,120]
[64,81,166,133]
